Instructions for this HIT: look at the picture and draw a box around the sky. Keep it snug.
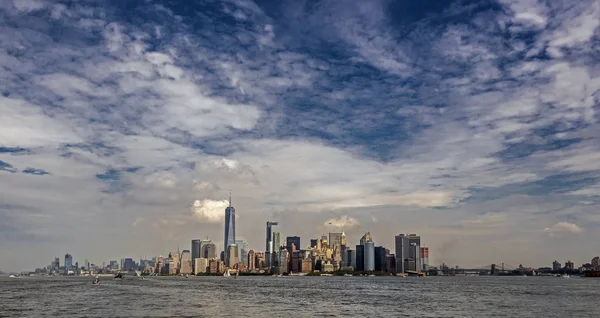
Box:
[1,0,599,272]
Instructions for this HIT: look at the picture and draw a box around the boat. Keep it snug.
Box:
[223,270,231,277]
[561,274,570,278]
[93,277,100,285]
[320,273,333,276]
[8,275,18,278]
[368,274,375,277]
[343,273,353,277]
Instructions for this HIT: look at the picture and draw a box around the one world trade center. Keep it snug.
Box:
[224,191,236,261]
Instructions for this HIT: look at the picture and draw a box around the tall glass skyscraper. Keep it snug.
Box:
[64,253,73,270]
[364,241,375,271]
[224,192,236,262]
[395,234,409,273]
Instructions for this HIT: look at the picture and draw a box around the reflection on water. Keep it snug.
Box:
[1,276,599,317]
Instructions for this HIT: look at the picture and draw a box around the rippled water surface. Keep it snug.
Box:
[1,276,598,317]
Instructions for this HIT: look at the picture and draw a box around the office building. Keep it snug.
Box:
[248,250,256,271]
[124,258,135,271]
[180,250,192,274]
[345,249,356,269]
[355,245,365,272]
[565,261,574,270]
[552,260,561,271]
[286,236,301,254]
[194,258,209,275]
[329,232,343,250]
[64,253,73,270]
[592,257,600,270]
[395,234,409,273]
[227,244,239,268]
[302,258,313,273]
[408,234,421,247]
[265,221,278,267]
[364,241,375,271]
[420,247,429,271]
[360,232,372,245]
[409,243,421,272]
[236,240,249,266]
[192,239,202,263]
[386,255,396,274]
[224,192,236,263]
[375,246,387,272]
[203,241,217,259]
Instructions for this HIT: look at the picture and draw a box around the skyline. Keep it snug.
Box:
[1,0,600,272]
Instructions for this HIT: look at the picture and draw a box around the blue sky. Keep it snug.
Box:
[1,0,599,272]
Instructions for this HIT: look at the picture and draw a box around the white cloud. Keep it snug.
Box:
[132,217,144,227]
[544,222,584,237]
[324,215,359,229]
[191,199,228,223]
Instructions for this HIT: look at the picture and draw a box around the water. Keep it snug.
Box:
[1,276,598,317]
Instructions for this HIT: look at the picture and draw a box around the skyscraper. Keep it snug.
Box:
[395,234,409,274]
[64,253,73,270]
[192,240,202,261]
[286,236,301,254]
[374,246,387,272]
[364,241,375,271]
[180,250,192,274]
[420,247,429,271]
[360,232,372,245]
[329,232,343,249]
[355,245,364,272]
[409,243,421,272]
[236,240,249,266]
[224,192,236,263]
[248,250,256,271]
[266,221,278,267]
[227,244,239,268]
[203,241,217,259]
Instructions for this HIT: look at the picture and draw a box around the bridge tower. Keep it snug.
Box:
[491,264,496,275]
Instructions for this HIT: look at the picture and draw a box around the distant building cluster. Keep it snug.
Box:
[20,193,600,278]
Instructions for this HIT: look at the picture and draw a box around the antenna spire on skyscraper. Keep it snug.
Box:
[229,189,232,207]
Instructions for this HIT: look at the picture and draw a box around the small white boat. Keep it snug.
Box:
[343,273,353,277]
[223,270,231,277]
[9,275,17,278]
[561,274,570,279]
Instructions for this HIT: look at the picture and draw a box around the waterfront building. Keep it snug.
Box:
[386,255,396,274]
[208,259,218,273]
[565,261,574,270]
[374,246,387,272]
[286,236,301,254]
[364,241,375,271]
[180,250,192,274]
[235,240,249,266]
[355,245,365,272]
[248,250,256,271]
[203,241,217,259]
[301,258,313,273]
[265,221,278,267]
[592,257,600,270]
[227,244,239,268]
[552,260,561,271]
[408,234,421,247]
[291,250,302,273]
[420,247,429,271]
[194,258,209,275]
[64,253,73,270]
[409,243,421,272]
[192,239,202,265]
[224,193,236,264]
[345,249,356,270]
[323,263,334,272]
[395,234,409,273]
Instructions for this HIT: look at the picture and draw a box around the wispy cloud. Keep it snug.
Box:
[0,0,599,271]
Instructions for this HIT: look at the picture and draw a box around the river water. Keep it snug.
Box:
[0,275,597,317]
